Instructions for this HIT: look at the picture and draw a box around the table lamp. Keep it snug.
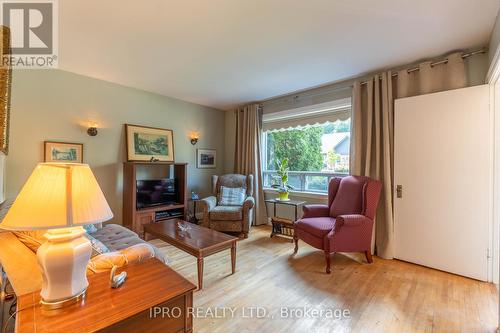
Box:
[0,163,113,309]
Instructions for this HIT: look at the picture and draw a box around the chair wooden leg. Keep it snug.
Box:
[293,236,298,254]
[324,251,331,274]
[364,250,373,264]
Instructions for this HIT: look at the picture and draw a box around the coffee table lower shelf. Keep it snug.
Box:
[143,219,237,290]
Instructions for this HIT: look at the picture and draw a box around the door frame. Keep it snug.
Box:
[487,44,500,285]
[486,37,500,331]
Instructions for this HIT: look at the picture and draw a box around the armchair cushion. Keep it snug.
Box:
[295,217,335,238]
[219,186,246,206]
[210,206,243,221]
[329,176,365,217]
[302,204,330,218]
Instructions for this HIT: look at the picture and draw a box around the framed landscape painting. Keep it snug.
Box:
[126,124,175,162]
[44,141,83,163]
[197,149,216,169]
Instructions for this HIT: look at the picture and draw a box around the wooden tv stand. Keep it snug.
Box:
[123,162,187,239]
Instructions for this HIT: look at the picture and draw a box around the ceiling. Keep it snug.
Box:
[59,0,500,110]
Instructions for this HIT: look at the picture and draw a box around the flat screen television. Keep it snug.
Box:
[136,179,178,209]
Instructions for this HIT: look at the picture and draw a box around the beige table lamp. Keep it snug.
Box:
[1,163,113,309]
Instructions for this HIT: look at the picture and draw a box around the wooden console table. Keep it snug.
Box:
[16,259,196,333]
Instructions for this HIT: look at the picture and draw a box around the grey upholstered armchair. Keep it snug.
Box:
[199,174,255,238]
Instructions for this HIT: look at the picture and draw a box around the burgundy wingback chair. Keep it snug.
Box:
[293,176,382,274]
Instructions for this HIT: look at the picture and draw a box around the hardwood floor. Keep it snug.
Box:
[150,225,498,333]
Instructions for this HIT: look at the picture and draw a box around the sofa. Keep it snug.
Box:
[199,174,255,238]
[0,200,167,297]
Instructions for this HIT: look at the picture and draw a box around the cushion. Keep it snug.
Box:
[103,235,146,252]
[90,224,139,243]
[12,230,46,252]
[295,217,336,238]
[219,186,246,206]
[85,233,110,257]
[210,206,243,221]
[87,243,155,274]
[330,177,366,217]
[0,200,47,253]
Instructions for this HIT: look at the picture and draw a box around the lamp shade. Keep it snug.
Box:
[1,163,113,230]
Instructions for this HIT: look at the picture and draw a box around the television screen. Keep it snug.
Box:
[136,179,177,209]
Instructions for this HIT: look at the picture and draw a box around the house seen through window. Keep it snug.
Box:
[262,118,351,193]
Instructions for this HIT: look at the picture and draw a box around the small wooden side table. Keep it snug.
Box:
[16,259,196,333]
[265,199,306,242]
[188,198,201,224]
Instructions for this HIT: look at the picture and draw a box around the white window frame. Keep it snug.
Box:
[261,98,352,195]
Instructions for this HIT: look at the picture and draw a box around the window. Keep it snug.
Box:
[262,99,351,193]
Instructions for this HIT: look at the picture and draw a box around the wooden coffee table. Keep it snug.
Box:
[143,219,237,290]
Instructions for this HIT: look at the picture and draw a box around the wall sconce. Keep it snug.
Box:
[190,133,199,145]
[87,122,98,136]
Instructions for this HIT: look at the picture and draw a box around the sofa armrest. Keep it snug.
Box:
[243,196,255,211]
[302,204,330,218]
[87,243,155,274]
[0,232,42,295]
[199,196,217,227]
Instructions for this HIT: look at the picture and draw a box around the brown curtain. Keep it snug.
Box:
[234,104,267,225]
[397,52,467,98]
[351,52,467,259]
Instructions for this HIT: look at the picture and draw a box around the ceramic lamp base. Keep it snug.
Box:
[37,227,92,309]
[40,288,87,310]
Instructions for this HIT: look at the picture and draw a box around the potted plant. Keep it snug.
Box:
[271,158,293,201]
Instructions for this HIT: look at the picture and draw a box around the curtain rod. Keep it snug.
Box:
[259,48,487,107]
[359,48,487,85]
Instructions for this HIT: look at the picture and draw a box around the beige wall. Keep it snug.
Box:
[7,69,226,225]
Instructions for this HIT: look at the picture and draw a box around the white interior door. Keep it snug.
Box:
[394,85,491,281]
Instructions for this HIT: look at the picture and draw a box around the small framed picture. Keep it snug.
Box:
[197,149,216,169]
[44,141,84,163]
[125,124,175,162]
